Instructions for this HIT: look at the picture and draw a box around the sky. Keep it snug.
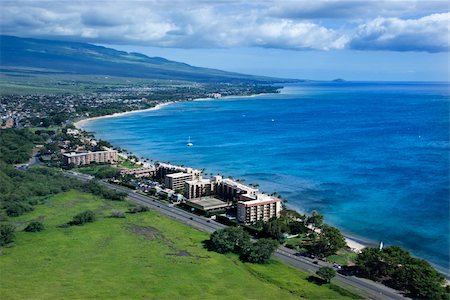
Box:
[1,0,449,81]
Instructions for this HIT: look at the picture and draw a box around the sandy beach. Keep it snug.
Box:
[345,237,367,253]
[74,101,175,129]
[74,90,278,129]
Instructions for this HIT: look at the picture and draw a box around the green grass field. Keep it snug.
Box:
[118,157,143,169]
[0,190,361,299]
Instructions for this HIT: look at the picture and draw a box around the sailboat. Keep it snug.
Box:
[187,136,193,147]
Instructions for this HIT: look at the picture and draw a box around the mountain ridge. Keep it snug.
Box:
[0,35,292,83]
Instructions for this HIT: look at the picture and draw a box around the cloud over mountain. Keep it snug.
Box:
[1,0,448,53]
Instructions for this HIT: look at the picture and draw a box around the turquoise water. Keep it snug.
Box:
[83,82,449,273]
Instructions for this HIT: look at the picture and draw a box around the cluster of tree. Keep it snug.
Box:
[69,210,96,226]
[28,111,69,127]
[0,161,81,217]
[0,129,43,164]
[309,224,346,258]
[83,180,127,201]
[207,227,279,264]
[257,210,346,258]
[316,266,337,283]
[356,246,449,299]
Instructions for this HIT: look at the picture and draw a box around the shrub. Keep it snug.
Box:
[5,202,33,217]
[24,221,45,232]
[111,210,126,218]
[127,205,149,214]
[70,210,96,225]
[0,223,16,246]
[84,180,127,201]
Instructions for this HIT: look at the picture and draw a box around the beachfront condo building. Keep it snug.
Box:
[63,150,118,166]
[155,162,201,180]
[184,177,215,199]
[237,194,282,224]
[214,177,258,201]
[120,166,157,178]
[165,172,194,192]
[184,175,258,201]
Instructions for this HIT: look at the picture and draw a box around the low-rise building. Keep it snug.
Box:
[237,194,282,224]
[63,150,118,166]
[120,166,156,178]
[185,196,232,213]
[164,172,194,192]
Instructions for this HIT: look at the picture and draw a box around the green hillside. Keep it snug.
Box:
[0,35,290,83]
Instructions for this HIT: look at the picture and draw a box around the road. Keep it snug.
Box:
[64,171,407,300]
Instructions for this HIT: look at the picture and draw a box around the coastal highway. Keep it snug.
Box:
[64,171,407,300]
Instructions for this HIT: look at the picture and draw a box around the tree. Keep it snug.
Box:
[24,221,45,232]
[310,224,346,257]
[356,246,448,300]
[355,247,386,279]
[307,210,324,230]
[316,266,336,283]
[240,238,279,264]
[208,227,251,254]
[70,210,96,225]
[0,223,15,246]
[289,221,308,235]
[262,220,286,242]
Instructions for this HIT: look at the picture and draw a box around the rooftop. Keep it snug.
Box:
[185,196,232,211]
[166,172,194,179]
[222,178,258,193]
[63,150,117,157]
[238,195,281,207]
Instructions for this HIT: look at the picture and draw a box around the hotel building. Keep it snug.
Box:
[164,172,194,192]
[63,150,118,166]
[237,194,282,224]
[214,177,258,201]
[155,162,201,180]
[184,177,214,199]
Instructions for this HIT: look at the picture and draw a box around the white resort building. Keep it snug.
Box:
[63,150,118,166]
[237,194,282,224]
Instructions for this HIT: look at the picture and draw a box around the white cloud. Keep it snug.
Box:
[350,13,450,52]
[0,0,448,52]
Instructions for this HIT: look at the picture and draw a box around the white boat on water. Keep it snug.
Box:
[187,136,193,147]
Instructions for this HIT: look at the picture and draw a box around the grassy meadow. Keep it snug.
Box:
[0,190,360,299]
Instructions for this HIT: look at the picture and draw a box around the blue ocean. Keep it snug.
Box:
[83,82,449,273]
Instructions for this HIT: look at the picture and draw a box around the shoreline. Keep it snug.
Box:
[74,101,176,129]
[74,92,274,129]
[72,94,371,254]
[71,91,450,276]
